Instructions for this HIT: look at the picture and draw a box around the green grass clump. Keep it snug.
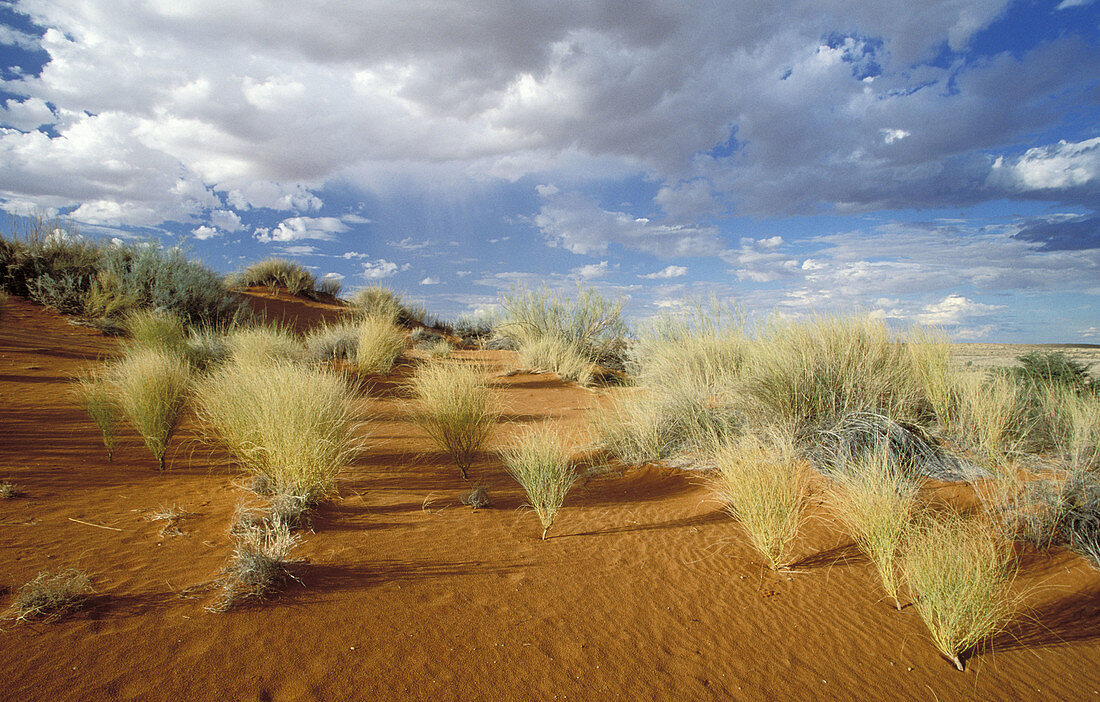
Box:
[710,430,810,570]
[501,426,577,539]
[125,308,188,356]
[6,568,92,621]
[409,362,499,479]
[108,348,191,470]
[355,315,406,374]
[195,358,362,500]
[74,369,122,461]
[227,258,317,296]
[1008,351,1095,394]
[902,513,1018,671]
[316,275,342,298]
[824,443,919,609]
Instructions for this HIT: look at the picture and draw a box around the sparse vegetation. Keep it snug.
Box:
[74,368,122,461]
[108,348,191,470]
[6,568,92,621]
[304,320,360,362]
[226,325,304,367]
[0,481,19,499]
[227,258,317,296]
[902,512,1018,671]
[195,357,362,502]
[710,430,810,570]
[409,362,499,479]
[211,511,301,612]
[501,426,577,539]
[355,314,406,374]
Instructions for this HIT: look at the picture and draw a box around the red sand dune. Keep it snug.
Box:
[1,293,1099,700]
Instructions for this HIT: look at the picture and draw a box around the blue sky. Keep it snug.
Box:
[0,0,1098,341]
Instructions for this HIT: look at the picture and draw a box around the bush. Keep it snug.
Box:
[6,568,92,621]
[499,285,628,372]
[501,426,577,539]
[316,275,342,298]
[710,430,810,570]
[74,368,122,461]
[349,286,427,326]
[195,358,362,500]
[408,362,499,479]
[516,335,594,385]
[108,348,191,470]
[453,310,500,346]
[355,315,405,374]
[304,320,360,362]
[227,325,304,367]
[1008,351,1095,394]
[227,258,317,296]
[823,442,919,609]
[902,513,1018,671]
[1,216,100,313]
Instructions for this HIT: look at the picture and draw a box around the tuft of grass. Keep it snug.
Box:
[516,335,594,385]
[304,320,360,362]
[6,568,92,621]
[195,358,362,501]
[501,426,577,539]
[125,308,188,356]
[0,481,19,498]
[408,362,499,480]
[355,315,406,374]
[902,513,1018,671]
[211,511,302,612]
[349,286,426,326]
[710,430,810,570]
[316,275,342,298]
[108,348,191,470]
[227,258,316,296]
[954,372,1023,459]
[74,368,122,461]
[823,442,919,609]
[1032,384,1100,469]
[226,324,304,367]
[423,338,454,359]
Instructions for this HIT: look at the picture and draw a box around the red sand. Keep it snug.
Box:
[1,293,1099,701]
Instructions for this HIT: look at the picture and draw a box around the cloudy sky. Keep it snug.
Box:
[1,0,1098,341]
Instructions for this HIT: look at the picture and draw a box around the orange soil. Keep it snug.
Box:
[1,293,1099,701]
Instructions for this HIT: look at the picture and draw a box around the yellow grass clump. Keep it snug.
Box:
[710,430,810,570]
[74,368,122,461]
[409,362,499,479]
[902,513,1018,671]
[516,335,594,385]
[954,372,1022,458]
[501,426,578,539]
[195,358,363,501]
[355,314,406,374]
[226,325,305,367]
[108,347,191,470]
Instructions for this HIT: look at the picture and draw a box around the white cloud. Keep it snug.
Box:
[280,244,317,256]
[322,272,345,281]
[191,225,219,240]
[209,209,243,232]
[389,237,431,251]
[255,216,349,243]
[641,265,688,279]
[1080,326,1099,338]
[1056,0,1092,8]
[362,258,406,279]
[0,98,56,131]
[989,137,1100,191]
[420,276,442,285]
[571,261,610,279]
[914,294,1003,326]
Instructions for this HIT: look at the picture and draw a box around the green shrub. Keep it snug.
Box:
[501,426,577,539]
[74,369,122,461]
[710,430,810,570]
[355,315,405,374]
[195,358,362,500]
[1008,351,1094,393]
[902,513,1018,671]
[108,348,191,470]
[499,285,627,371]
[227,258,317,296]
[408,362,499,479]
[0,216,100,313]
[316,276,342,298]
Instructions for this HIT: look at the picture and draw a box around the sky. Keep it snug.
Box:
[0,0,1098,342]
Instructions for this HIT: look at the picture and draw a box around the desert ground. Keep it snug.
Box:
[2,292,1099,701]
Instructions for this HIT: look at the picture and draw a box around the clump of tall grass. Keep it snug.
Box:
[210,510,301,612]
[1031,384,1100,469]
[195,358,362,501]
[953,372,1023,459]
[710,430,810,570]
[355,315,405,374]
[74,369,122,461]
[304,320,360,362]
[516,335,594,385]
[348,286,428,325]
[424,339,453,359]
[184,324,232,370]
[6,568,92,621]
[226,258,316,296]
[902,513,1018,671]
[499,285,628,374]
[125,308,188,356]
[907,327,956,432]
[739,315,927,437]
[226,325,304,366]
[823,442,919,609]
[316,275,342,298]
[108,348,191,470]
[408,362,499,479]
[501,426,577,539]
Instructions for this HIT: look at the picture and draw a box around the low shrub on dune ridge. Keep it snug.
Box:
[227,258,316,296]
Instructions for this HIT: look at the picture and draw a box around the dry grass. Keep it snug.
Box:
[823,443,919,609]
[125,308,188,356]
[108,348,191,470]
[902,513,1018,671]
[500,426,577,539]
[408,362,499,479]
[355,314,406,374]
[210,511,302,612]
[304,320,360,362]
[954,372,1022,459]
[74,368,122,461]
[0,481,19,499]
[5,568,92,621]
[710,430,811,570]
[1033,385,1100,469]
[516,335,595,385]
[195,358,363,501]
[226,325,304,366]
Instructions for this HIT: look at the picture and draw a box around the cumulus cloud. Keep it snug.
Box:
[191,225,219,240]
[362,258,407,279]
[254,216,349,243]
[571,260,610,279]
[641,265,688,279]
[914,294,1003,326]
[420,276,442,285]
[989,137,1100,192]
